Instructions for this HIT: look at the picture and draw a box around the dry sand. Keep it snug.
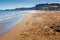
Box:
[0,10,60,40]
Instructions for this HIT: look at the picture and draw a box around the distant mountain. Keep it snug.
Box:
[14,7,35,10]
[3,3,60,11]
[35,3,60,10]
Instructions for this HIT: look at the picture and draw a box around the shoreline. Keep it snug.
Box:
[0,10,60,40]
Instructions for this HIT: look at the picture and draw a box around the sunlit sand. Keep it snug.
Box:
[1,10,60,40]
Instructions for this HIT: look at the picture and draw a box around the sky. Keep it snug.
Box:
[0,0,60,10]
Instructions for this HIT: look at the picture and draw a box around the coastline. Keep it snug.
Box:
[0,11,34,40]
[0,10,60,40]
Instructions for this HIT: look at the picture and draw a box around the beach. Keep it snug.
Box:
[0,10,60,40]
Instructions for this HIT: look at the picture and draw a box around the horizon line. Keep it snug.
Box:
[0,3,60,10]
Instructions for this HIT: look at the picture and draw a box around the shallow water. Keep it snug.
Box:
[0,10,36,36]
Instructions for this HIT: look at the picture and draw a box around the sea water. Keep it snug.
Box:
[0,10,36,36]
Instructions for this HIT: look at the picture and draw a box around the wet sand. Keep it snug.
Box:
[1,10,60,40]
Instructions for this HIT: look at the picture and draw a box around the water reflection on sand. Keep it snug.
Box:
[0,10,36,36]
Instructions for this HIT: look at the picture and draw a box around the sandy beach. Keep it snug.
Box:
[0,10,60,40]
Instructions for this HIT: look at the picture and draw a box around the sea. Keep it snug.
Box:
[0,10,36,36]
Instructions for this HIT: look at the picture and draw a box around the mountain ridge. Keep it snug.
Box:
[1,3,60,11]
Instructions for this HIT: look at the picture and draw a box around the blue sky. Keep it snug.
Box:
[0,0,59,10]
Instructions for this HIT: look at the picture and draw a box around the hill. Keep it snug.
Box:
[2,3,60,11]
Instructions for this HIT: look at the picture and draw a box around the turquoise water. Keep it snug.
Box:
[0,10,36,36]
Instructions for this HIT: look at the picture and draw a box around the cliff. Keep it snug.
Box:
[3,3,60,11]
